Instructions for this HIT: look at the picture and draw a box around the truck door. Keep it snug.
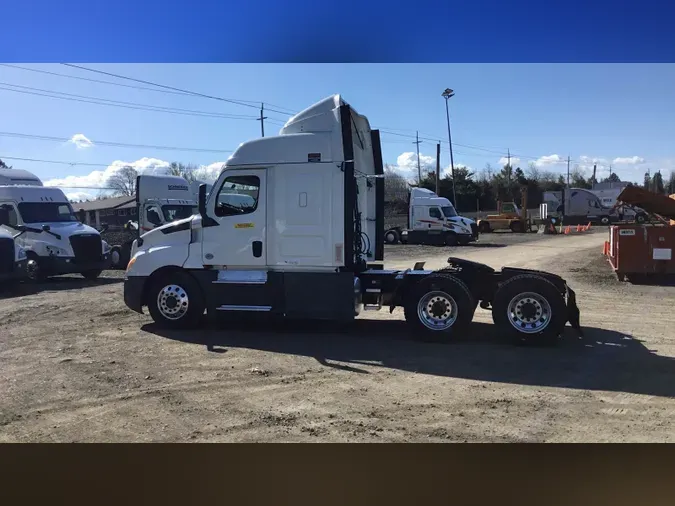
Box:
[202,169,266,268]
[427,207,444,230]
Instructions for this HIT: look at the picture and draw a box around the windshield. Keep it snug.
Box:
[18,202,77,223]
[441,206,458,218]
[161,205,197,222]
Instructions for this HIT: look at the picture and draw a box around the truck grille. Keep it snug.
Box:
[69,234,102,264]
[0,238,14,274]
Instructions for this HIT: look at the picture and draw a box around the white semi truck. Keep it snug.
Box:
[108,174,200,269]
[543,188,619,225]
[0,169,111,280]
[384,187,478,246]
[123,95,581,344]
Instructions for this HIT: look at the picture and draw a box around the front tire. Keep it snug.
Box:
[491,274,567,346]
[26,256,46,282]
[404,273,475,342]
[509,220,525,233]
[110,246,123,269]
[147,271,205,329]
[635,213,647,224]
[444,233,458,246]
[82,270,102,280]
[600,216,610,225]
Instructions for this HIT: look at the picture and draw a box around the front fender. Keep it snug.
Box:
[126,244,190,278]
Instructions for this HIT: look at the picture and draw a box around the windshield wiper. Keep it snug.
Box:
[8,223,62,240]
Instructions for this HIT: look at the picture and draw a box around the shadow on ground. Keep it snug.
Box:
[0,276,122,299]
[143,317,675,399]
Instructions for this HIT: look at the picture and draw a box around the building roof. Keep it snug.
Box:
[73,195,135,212]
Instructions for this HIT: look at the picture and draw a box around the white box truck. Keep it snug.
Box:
[0,169,112,280]
[108,174,200,269]
[123,95,580,344]
[384,187,478,246]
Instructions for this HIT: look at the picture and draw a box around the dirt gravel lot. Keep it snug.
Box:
[1,229,674,442]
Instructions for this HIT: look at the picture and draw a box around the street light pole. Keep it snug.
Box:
[442,88,457,209]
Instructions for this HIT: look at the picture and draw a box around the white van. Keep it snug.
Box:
[0,170,111,280]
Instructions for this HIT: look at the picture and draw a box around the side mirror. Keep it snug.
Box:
[198,184,207,218]
[0,206,9,226]
[42,224,51,232]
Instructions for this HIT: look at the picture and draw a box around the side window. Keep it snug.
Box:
[215,175,260,217]
[429,207,442,219]
[146,205,162,226]
[8,206,18,226]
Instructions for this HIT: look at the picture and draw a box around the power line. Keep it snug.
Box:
[0,131,233,154]
[60,63,295,116]
[0,82,266,120]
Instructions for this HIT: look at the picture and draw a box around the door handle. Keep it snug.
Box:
[252,241,263,258]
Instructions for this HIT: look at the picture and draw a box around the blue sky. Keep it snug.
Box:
[1,63,674,199]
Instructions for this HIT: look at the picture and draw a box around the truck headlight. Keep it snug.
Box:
[102,240,111,253]
[17,247,27,261]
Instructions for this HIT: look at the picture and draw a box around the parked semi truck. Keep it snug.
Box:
[123,95,581,344]
[108,174,200,269]
[0,210,28,286]
[384,188,478,246]
[0,169,111,280]
[543,188,617,225]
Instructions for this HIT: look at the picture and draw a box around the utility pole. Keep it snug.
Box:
[435,142,441,195]
[441,88,457,209]
[566,155,571,188]
[507,148,511,192]
[257,102,267,137]
[413,131,423,184]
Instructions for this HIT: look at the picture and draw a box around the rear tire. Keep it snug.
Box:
[509,220,525,233]
[385,229,400,245]
[491,274,567,346]
[147,271,205,329]
[82,270,102,280]
[404,273,475,342]
[478,221,492,233]
[600,216,610,225]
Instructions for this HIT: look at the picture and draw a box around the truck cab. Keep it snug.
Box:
[544,188,614,225]
[0,169,111,280]
[384,187,478,246]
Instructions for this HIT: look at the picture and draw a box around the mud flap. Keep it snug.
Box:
[566,286,583,336]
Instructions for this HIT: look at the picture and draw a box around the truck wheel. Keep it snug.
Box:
[635,213,646,224]
[26,255,46,282]
[385,229,400,244]
[600,216,610,225]
[491,274,566,346]
[82,270,102,280]
[509,220,525,233]
[147,271,205,329]
[404,273,475,342]
[110,246,123,269]
[478,221,491,233]
[445,233,458,246]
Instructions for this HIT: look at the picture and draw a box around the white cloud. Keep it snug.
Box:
[534,154,565,167]
[498,156,520,166]
[612,156,645,165]
[44,157,227,200]
[68,133,94,150]
[393,151,437,181]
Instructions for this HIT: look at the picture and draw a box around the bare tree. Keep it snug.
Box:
[106,166,138,196]
[526,162,540,181]
[384,164,409,203]
[169,162,201,183]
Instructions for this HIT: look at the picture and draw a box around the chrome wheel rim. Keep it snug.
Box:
[507,291,552,334]
[417,291,458,331]
[386,232,396,243]
[27,259,40,280]
[157,284,189,320]
[111,250,120,266]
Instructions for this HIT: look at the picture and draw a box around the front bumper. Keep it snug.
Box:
[0,260,28,281]
[566,286,582,335]
[124,275,148,314]
[40,253,112,275]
